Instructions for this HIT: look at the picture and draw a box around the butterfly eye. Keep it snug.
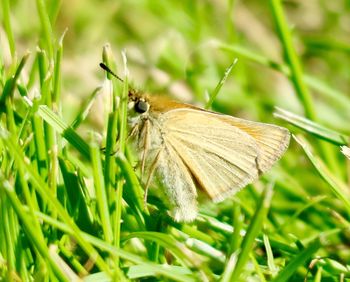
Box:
[135,100,149,113]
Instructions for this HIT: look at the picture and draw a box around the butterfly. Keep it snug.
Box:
[100,63,290,222]
[127,92,290,222]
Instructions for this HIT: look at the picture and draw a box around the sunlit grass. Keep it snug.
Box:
[1,0,350,281]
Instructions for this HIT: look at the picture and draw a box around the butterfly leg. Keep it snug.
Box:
[137,118,154,207]
[128,122,140,140]
[100,123,139,155]
[140,119,150,180]
[143,149,162,207]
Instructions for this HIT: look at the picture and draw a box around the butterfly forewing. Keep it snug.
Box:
[161,109,262,202]
[218,115,290,172]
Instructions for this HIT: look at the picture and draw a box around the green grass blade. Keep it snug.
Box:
[228,184,274,281]
[185,238,225,264]
[90,142,113,243]
[115,153,144,214]
[58,157,94,231]
[114,52,129,274]
[52,29,66,104]
[123,232,199,268]
[0,52,30,107]
[70,87,101,130]
[272,239,321,282]
[230,205,243,253]
[294,135,350,215]
[126,265,194,281]
[220,251,239,282]
[35,0,53,58]
[263,234,278,276]
[32,113,48,177]
[274,107,348,145]
[1,0,16,58]
[205,58,237,109]
[269,0,316,120]
[37,105,91,159]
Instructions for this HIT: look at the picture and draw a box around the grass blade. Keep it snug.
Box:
[205,58,237,109]
[37,105,91,159]
[274,107,348,145]
[272,239,320,282]
[1,0,16,57]
[294,134,350,215]
[91,142,113,243]
[269,0,315,120]
[228,183,274,281]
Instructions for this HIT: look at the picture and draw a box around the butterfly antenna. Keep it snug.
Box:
[100,62,138,97]
[99,62,124,83]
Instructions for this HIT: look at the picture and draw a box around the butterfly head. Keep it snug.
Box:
[128,92,150,116]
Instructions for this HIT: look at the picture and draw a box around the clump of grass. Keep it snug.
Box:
[1,1,350,281]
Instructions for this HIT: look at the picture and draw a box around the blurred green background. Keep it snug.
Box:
[5,1,350,129]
